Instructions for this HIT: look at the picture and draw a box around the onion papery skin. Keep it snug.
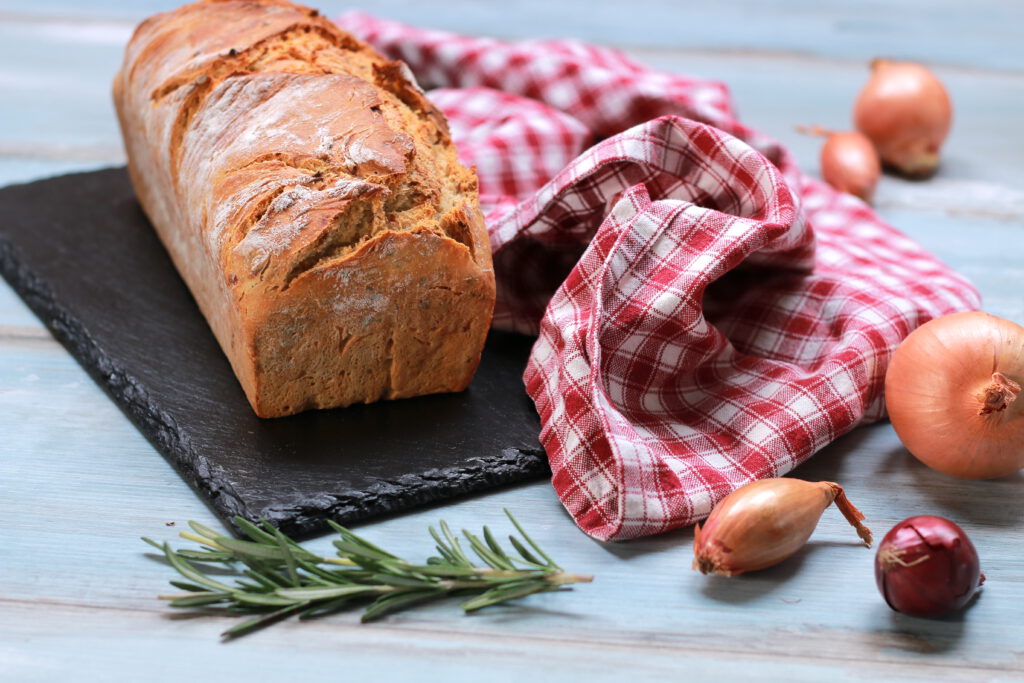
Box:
[885,312,1024,479]
[875,516,983,618]
[854,59,952,177]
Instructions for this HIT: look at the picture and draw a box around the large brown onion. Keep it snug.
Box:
[885,312,1024,479]
[854,59,952,177]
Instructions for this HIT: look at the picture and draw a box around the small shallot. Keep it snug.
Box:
[693,478,873,577]
[854,59,952,177]
[820,130,881,202]
[875,515,984,618]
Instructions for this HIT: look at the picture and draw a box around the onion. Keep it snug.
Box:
[798,126,880,202]
[875,515,984,618]
[885,311,1024,479]
[854,59,952,177]
[693,478,872,576]
[820,130,881,203]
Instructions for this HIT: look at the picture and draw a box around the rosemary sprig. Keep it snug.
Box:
[143,509,592,639]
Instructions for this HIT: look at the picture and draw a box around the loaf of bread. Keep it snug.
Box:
[113,0,495,417]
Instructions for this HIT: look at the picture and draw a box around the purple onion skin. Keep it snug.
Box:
[875,515,984,618]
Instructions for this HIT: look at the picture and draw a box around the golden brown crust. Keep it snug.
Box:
[113,0,495,417]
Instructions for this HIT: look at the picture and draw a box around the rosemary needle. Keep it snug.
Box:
[143,509,593,639]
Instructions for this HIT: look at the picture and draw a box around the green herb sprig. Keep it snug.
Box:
[143,510,592,639]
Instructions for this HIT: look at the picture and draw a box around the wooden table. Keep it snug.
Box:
[3,2,1023,680]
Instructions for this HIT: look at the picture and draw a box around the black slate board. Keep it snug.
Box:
[0,168,548,538]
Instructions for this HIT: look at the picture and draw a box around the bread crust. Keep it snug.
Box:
[113,0,495,417]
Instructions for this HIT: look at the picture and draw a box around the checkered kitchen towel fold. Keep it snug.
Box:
[336,13,980,541]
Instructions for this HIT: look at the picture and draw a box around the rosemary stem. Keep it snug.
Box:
[437,579,495,591]
[548,572,594,585]
[437,572,593,591]
[179,531,225,550]
[471,569,531,578]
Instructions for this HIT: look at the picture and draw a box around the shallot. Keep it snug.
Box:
[875,515,984,618]
[821,130,880,203]
[693,478,872,577]
[854,59,952,177]
[799,126,880,202]
[885,311,1024,479]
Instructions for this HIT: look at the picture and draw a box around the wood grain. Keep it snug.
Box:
[2,1,1023,680]
[1,0,1022,72]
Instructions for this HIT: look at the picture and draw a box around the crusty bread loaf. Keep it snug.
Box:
[113,0,495,418]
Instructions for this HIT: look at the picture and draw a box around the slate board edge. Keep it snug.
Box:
[0,229,254,528]
[263,447,550,538]
[0,170,551,539]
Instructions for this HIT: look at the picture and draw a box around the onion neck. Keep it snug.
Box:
[824,482,873,547]
[976,372,1021,416]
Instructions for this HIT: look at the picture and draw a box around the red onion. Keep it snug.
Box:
[875,516,984,618]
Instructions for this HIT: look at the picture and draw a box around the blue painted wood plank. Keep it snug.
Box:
[5,602,1019,683]
[0,281,44,329]
[1,1,1022,73]
[0,20,127,154]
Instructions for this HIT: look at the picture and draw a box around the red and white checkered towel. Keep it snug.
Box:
[337,13,980,541]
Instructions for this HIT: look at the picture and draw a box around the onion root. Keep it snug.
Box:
[877,547,930,570]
